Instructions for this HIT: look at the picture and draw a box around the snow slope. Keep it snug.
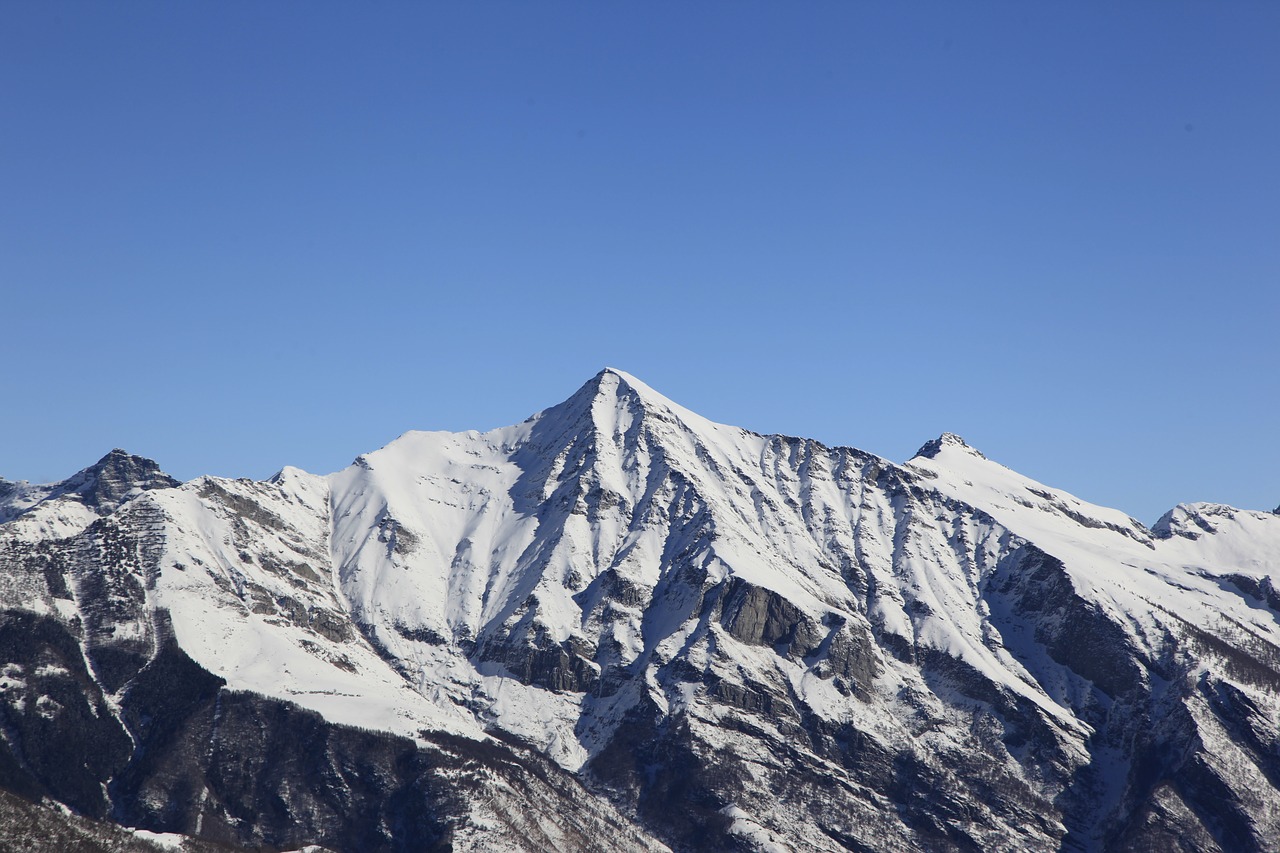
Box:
[2,368,1279,852]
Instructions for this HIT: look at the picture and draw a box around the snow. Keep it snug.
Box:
[721,804,793,853]
[6,367,1280,845]
[149,478,486,742]
[128,829,188,850]
[907,435,1280,657]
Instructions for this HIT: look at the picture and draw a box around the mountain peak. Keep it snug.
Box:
[912,432,986,461]
[552,368,719,435]
[59,448,180,513]
[590,367,670,407]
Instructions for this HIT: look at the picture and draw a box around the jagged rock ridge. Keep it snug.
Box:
[2,368,1279,852]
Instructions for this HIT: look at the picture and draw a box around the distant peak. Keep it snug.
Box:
[1152,503,1229,541]
[912,433,986,461]
[86,448,169,478]
[60,448,180,512]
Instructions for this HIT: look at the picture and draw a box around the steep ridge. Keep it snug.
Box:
[907,435,1280,850]
[1,369,1278,852]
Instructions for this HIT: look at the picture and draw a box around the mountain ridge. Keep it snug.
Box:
[2,370,1279,851]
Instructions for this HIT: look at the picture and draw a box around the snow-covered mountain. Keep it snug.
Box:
[2,368,1278,852]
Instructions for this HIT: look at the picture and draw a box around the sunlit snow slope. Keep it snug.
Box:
[2,368,1279,853]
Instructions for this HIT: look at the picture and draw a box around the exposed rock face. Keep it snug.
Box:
[64,449,182,514]
[0,785,238,853]
[2,370,1280,852]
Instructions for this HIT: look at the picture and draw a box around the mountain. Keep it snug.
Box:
[2,368,1278,852]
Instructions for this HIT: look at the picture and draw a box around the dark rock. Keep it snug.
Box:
[55,450,180,516]
[310,609,352,644]
[912,433,985,460]
[0,611,133,818]
[718,577,817,652]
[480,639,600,694]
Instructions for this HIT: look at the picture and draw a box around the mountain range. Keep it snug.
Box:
[2,368,1278,852]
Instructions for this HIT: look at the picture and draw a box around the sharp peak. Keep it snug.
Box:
[590,367,658,396]
[540,367,727,437]
[912,432,986,461]
[569,368,681,412]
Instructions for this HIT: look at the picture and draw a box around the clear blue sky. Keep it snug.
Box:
[2,3,1277,524]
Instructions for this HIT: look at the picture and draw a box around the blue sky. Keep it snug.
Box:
[2,2,1277,524]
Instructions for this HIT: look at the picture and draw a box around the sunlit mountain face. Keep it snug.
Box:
[2,369,1278,852]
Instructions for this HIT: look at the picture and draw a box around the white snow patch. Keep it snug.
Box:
[720,804,792,852]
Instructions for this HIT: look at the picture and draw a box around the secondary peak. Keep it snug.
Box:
[912,432,986,461]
